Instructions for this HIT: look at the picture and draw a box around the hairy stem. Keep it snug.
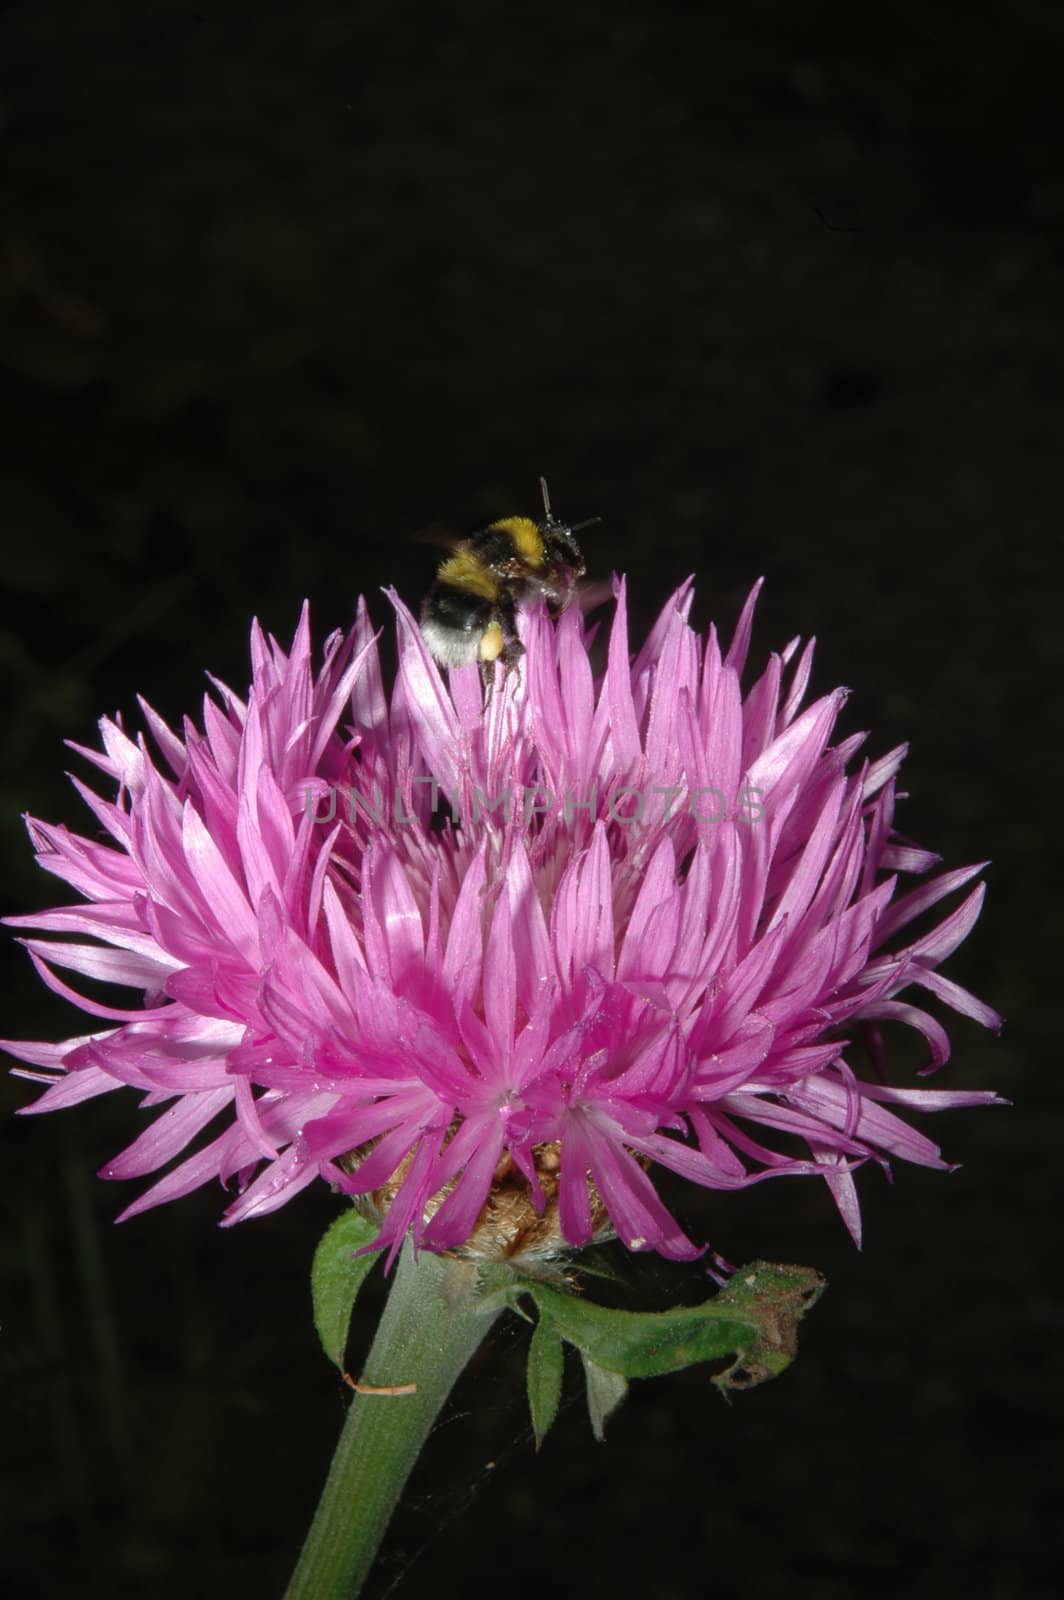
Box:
[284,1241,501,1600]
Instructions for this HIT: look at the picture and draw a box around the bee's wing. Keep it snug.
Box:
[570,577,615,614]
[412,522,465,551]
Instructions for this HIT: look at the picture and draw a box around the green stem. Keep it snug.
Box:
[284,1241,502,1600]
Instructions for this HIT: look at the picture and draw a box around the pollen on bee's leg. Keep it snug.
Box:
[478,621,505,662]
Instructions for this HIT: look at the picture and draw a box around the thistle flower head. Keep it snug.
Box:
[4,581,1001,1264]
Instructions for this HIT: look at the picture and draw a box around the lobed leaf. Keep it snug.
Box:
[526,1312,565,1449]
[581,1355,629,1441]
[519,1260,825,1390]
[311,1208,383,1372]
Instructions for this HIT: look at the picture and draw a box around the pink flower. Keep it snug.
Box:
[3,581,1001,1263]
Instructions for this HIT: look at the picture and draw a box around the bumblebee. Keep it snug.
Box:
[419,478,595,680]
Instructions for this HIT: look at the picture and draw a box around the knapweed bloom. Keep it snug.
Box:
[4,581,1000,1263]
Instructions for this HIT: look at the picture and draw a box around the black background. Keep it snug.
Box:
[1,4,1059,1597]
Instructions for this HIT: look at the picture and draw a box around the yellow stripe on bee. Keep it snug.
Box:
[437,547,500,600]
[489,516,544,566]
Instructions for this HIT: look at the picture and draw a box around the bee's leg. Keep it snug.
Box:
[498,598,524,682]
[477,612,506,698]
[478,603,524,696]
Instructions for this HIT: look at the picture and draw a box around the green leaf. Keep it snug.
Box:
[581,1355,629,1441]
[519,1260,825,1389]
[526,1313,565,1449]
[311,1209,383,1373]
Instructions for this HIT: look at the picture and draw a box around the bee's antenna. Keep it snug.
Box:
[539,476,598,537]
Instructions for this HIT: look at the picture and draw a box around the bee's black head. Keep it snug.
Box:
[534,476,592,585]
[536,477,595,580]
[541,521,587,580]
